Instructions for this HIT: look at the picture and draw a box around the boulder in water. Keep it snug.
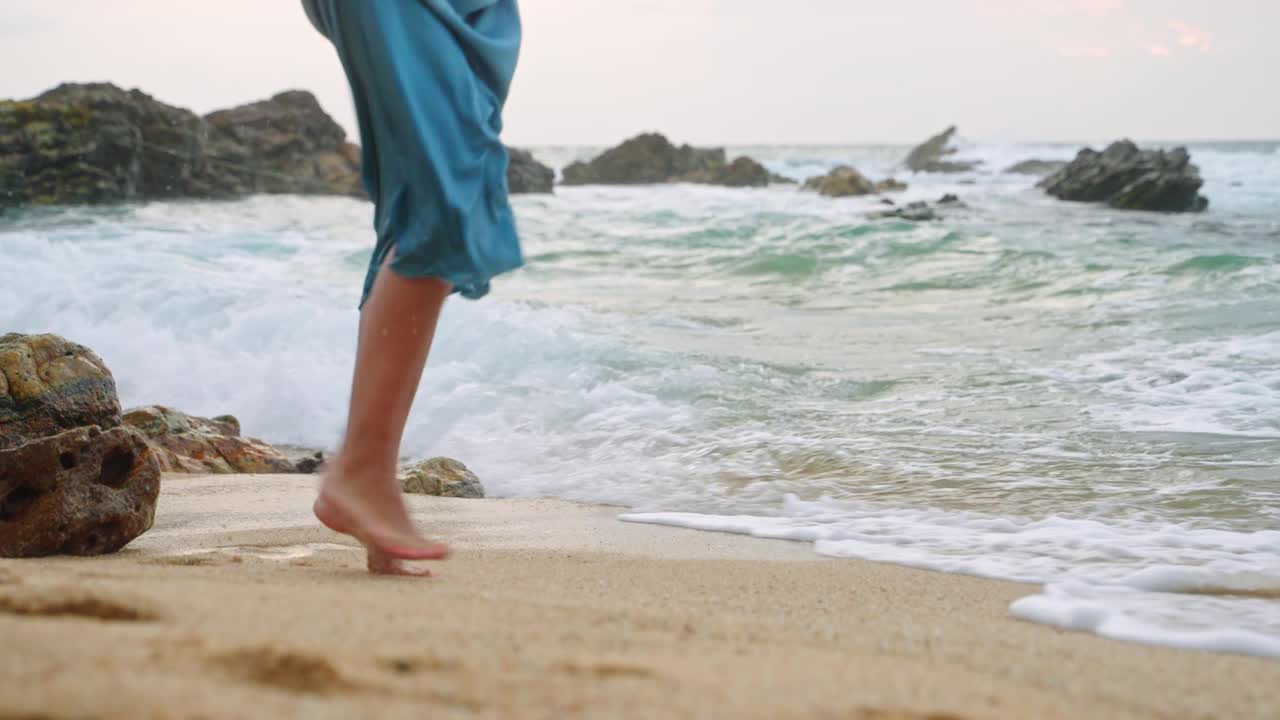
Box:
[1005,159,1067,176]
[506,147,554,194]
[122,405,296,474]
[801,167,907,197]
[560,133,783,188]
[903,125,980,173]
[802,166,875,197]
[1038,140,1208,212]
[399,457,484,498]
[682,156,774,188]
[0,425,159,557]
[562,133,725,185]
[870,201,940,222]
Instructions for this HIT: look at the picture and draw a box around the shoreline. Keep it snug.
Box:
[2,474,1277,719]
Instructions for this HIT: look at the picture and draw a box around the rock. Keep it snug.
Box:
[682,156,774,188]
[122,405,295,474]
[1005,159,1067,176]
[871,201,940,222]
[506,147,554,194]
[903,125,980,173]
[202,90,363,197]
[0,333,122,450]
[937,194,961,205]
[0,425,160,557]
[562,133,726,185]
[399,458,484,499]
[1038,140,1208,212]
[874,178,908,193]
[879,198,896,206]
[802,166,876,197]
[1,83,362,210]
[274,445,328,474]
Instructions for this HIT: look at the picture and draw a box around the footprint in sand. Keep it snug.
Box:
[0,586,160,622]
[213,646,360,696]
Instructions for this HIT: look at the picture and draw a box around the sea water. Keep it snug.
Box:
[3,140,1278,657]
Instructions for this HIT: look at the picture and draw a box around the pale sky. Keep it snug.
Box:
[2,0,1276,145]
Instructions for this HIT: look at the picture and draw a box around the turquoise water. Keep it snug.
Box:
[3,140,1278,655]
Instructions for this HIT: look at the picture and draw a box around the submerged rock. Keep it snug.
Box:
[0,425,159,557]
[1039,140,1208,212]
[0,333,122,450]
[506,147,554,194]
[870,201,939,222]
[122,405,296,474]
[1005,159,1067,176]
[903,125,980,173]
[0,83,362,210]
[399,458,484,499]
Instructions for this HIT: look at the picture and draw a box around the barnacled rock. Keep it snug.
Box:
[399,457,485,499]
[122,405,296,474]
[1038,140,1208,212]
[0,333,121,450]
[903,125,980,173]
[0,425,160,557]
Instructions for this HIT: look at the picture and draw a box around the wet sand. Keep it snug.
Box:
[1,474,1276,719]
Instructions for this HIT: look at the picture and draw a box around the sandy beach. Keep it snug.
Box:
[0,474,1273,719]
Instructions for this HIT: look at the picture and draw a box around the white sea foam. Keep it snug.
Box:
[622,495,1280,658]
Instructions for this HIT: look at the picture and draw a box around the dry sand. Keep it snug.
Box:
[1,474,1276,719]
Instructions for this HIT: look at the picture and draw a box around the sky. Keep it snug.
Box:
[1,0,1275,146]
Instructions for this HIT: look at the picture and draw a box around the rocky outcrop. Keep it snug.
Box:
[1038,140,1208,212]
[122,405,296,474]
[801,166,908,198]
[399,458,484,499]
[506,147,554,194]
[0,426,159,557]
[562,133,723,185]
[202,90,363,197]
[0,333,121,450]
[1005,159,1067,176]
[0,83,362,210]
[681,156,767,188]
[903,126,979,173]
[560,133,784,188]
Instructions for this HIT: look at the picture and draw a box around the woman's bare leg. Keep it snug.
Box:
[314,257,453,576]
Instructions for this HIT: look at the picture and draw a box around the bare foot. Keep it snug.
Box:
[314,459,450,575]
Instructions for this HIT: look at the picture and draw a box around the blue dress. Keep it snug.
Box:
[301,0,523,305]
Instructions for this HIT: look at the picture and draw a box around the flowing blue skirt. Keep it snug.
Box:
[302,0,523,304]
